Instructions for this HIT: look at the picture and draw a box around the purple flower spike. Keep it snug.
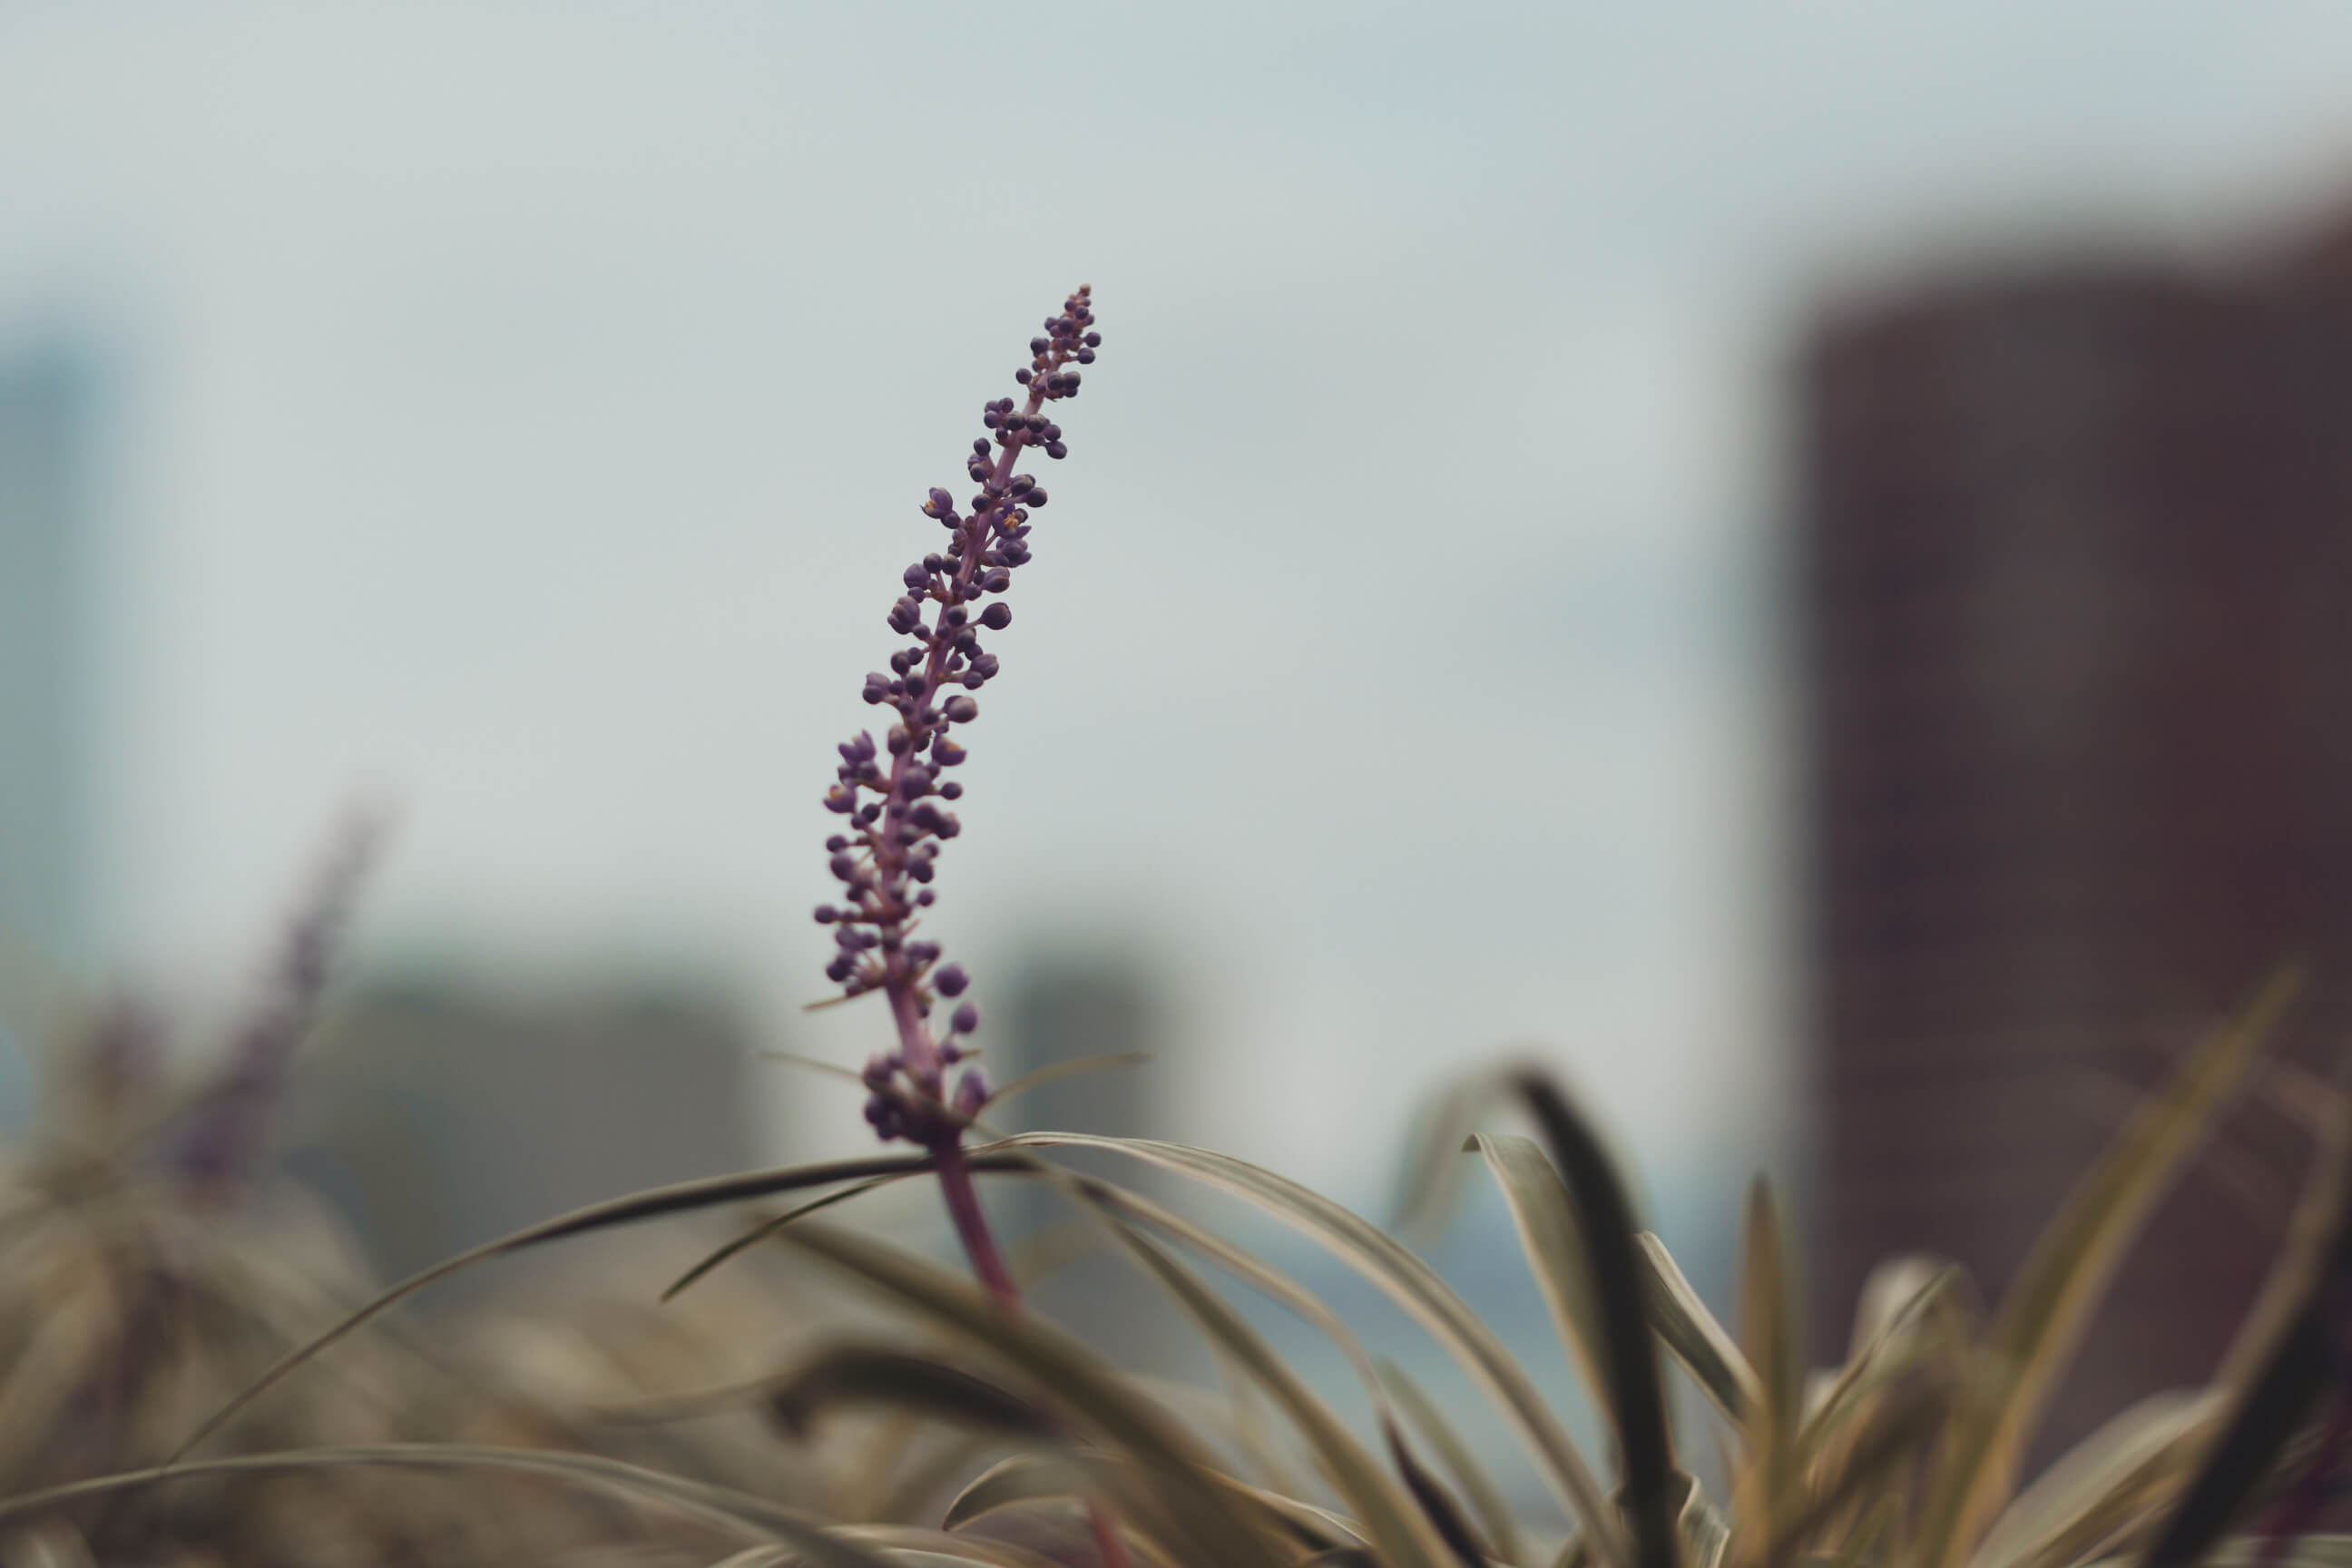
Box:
[815,286,1102,1144]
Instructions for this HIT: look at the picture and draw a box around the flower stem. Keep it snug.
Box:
[887,973,1129,1568]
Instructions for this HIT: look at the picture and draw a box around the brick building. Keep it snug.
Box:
[1798,223,2352,1455]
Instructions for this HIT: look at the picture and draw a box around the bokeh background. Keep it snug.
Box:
[6,0,2352,1501]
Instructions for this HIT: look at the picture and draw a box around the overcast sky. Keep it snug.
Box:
[5,1,2352,1203]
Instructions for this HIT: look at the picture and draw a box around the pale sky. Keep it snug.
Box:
[4,0,2352,1205]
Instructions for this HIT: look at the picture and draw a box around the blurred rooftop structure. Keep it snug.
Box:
[278,973,761,1284]
[0,345,93,964]
[1798,199,2352,1457]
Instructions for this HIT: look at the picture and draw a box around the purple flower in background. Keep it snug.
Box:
[816,286,1102,1151]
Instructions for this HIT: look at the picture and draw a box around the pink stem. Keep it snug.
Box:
[886,969,1129,1567]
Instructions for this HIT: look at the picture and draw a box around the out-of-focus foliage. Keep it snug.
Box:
[3,952,2338,1568]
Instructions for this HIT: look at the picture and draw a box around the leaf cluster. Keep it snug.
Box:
[14,968,2343,1568]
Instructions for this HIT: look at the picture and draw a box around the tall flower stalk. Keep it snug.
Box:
[815,285,1101,1306]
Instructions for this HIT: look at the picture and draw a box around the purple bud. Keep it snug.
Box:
[862,672,890,703]
[1045,441,1067,460]
[935,964,970,997]
[827,956,855,983]
[916,888,936,906]
[954,1070,988,1116]
[982,568,1011,593]
[951,1001,980,1034]
[814,905,838,923]
[1074,348,1095,364]
[979,603,1013,631]
[828,854,858,881]
[923,486,956,518]
[1083,331,1102,347]
[939,781,963,799]
[944,695,978,723]
[903,563,931,591]
[1014,368,1032,384]
[931,738,967,767]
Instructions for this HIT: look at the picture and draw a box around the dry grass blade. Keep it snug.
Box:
[1762,1377,1949,1568]
[1097,1215,1460,1568]
[1732,1180,1803,1568]
[592,1341,1053,1440]
[1387,1416,1495,1568]
[164,1150,1024,1464]
[1908,965,2303,1568]
[935,1455,1116,1534]
[2139,1054,2352,1568]
[1969,1392,2218,1568]
[762,1343,1059,1440]
[945,1454,1365,1554]
[0,1444,890,1565]
[664,1174,921,1301]
[1798,1261,1971,1504]
[1669,1468,1733,1568]
[833,1521,1080,1568]
[982,1052,1154,1113]
[1001,1131,1630,1568]
[1511,1072,1679,1568]
[1470,1132,1609,1408]
[1636,1233,1760,1429]
[769,1219,1289,1568]
[1382,1358,1527,1567]
[1391,1073,1512,1251]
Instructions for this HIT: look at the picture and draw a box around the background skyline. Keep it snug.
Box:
[5,2,2352,1211]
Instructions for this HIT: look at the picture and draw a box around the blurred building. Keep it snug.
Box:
[994,951,1191,1376]
[0,345,93,961]
[278,975,761,1283]
[1798,218,2352,1455]
[0,343,100,1127]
